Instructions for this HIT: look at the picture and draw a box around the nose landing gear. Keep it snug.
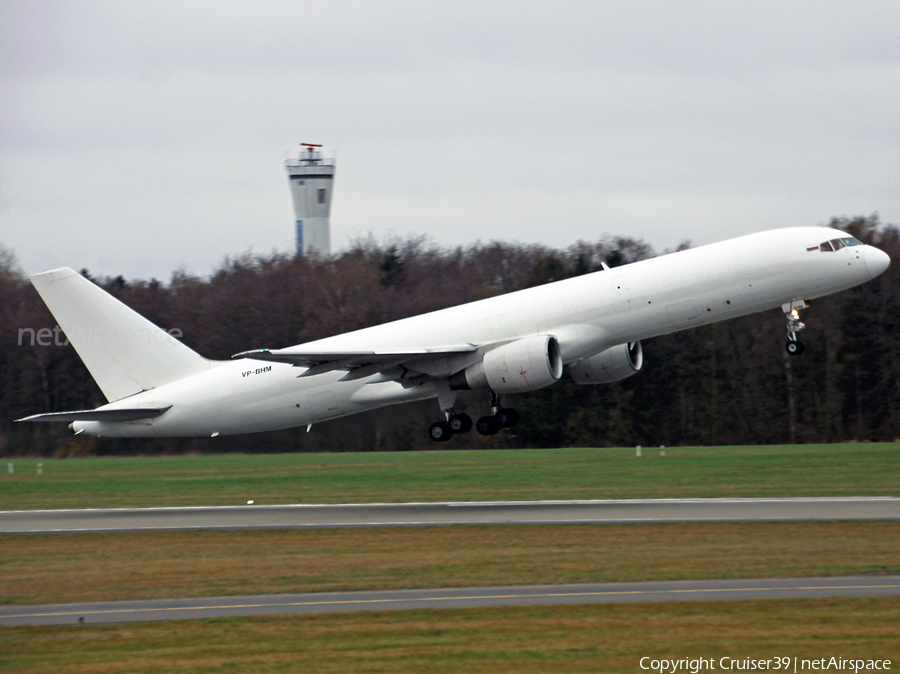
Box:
[783,300,807,356]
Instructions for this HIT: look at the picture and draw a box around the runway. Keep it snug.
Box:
[2,575,898,626]
[2,497,899,534]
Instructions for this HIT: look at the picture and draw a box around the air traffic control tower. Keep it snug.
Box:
[286,143,335,256]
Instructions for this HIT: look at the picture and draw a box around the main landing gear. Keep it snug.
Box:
[784,300,807,356]
[428,411,472,442]
[475,391,519,436]
[428,391,519,442]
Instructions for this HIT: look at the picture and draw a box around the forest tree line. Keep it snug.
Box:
[1,214,897,456]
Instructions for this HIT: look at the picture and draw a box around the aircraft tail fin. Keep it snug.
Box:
[30,268,212,402]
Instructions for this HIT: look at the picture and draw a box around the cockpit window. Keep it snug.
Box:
[818,237,861,252]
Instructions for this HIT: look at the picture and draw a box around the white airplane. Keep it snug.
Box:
[18,226,890,442]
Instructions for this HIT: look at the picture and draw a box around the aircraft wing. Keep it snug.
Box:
[17,406,173,423]
[233,345,479,366]
[232,345,481,380]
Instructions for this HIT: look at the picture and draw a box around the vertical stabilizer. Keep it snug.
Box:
[30,268,212,402]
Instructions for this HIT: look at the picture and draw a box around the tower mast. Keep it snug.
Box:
[285,142,335,256]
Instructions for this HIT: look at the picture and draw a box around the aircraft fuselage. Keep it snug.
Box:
[60,226,889,438]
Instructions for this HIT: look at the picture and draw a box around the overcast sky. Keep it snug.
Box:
[2,0,898,279]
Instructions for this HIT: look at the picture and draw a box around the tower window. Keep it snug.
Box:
[317,188,327,204]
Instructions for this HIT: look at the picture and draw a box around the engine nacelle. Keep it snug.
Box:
[566,341,643,385]
[449,335,563,393]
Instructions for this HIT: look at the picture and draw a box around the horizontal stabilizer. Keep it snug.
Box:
[16,406,172,423]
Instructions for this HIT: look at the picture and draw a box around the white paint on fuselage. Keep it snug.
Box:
[76,227,887,437]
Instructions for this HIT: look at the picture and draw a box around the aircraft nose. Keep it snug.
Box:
[864,246,891,279]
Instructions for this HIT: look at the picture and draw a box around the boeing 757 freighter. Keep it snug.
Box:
[17,227,890,441]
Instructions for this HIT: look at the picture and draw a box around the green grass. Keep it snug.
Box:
[2,446,898,670]
[3,522,899,605]
[1,443,898,510]
[2,598,899,673]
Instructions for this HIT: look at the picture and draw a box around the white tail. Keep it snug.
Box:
[30,268,212,402]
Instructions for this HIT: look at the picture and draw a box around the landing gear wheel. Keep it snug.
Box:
[448,413,472,434]
[785,340,805,356]
[495,408,519,428]
[429,421,453,442]
[783,302,807,357]
[476,415,500,436]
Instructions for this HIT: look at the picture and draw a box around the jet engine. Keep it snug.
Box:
[566,342,643,384]
[449,335,563,393]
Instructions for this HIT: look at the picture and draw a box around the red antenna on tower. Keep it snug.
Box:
[298,142,323,165]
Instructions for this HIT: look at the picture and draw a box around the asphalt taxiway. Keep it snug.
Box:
[2,497,899,534]
[2,575,898,626]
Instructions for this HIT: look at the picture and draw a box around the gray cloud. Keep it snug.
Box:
[2,0,898,278]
